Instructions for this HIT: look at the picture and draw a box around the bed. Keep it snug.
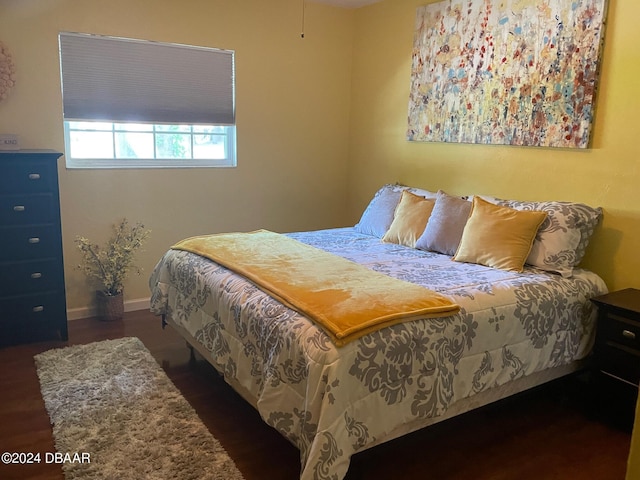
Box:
[149,185,607,480]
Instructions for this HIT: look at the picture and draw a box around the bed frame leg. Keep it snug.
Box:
[186,342,196,363]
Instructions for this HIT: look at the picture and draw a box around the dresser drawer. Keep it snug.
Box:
[597,342,640,385]
[0,292,67,346]
[0,259,63,295]
[0,160,55,194]
[0,194,55,225]
[0,292,66,325]
[0,225,60,261]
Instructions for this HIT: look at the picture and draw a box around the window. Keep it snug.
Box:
[59,32,236,168]
[64,122,235,168]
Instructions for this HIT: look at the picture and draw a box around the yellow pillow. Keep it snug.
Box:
[382,191,435,247]
[453,196,547,272]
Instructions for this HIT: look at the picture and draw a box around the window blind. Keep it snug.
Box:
[59,32,235,125]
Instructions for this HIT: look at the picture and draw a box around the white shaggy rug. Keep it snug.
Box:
[34,337,245,480]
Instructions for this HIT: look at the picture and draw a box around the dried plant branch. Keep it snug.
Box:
[75,219,151,296]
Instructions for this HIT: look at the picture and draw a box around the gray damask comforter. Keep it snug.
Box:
[149,227,607,480]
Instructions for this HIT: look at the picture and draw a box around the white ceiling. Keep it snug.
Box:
[311,0,383,8]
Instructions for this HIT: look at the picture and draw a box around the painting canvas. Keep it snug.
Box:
[407,0,608,148]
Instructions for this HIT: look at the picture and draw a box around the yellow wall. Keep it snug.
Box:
[1,0,638,312]
[0,0,354,310]
[348,0,640,292]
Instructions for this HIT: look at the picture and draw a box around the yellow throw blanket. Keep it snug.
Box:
[172,230,459,346]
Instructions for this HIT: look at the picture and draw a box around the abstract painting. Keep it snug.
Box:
[407,0,608,148]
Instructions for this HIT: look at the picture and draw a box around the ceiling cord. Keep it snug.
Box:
[301,0,305,38]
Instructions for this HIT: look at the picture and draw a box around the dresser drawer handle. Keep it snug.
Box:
[622,329,636,340]
[31,272,42,279]
[28,237,40,244]
[13,205,25,212]
[32,305,44,313]
[28,173,41,180]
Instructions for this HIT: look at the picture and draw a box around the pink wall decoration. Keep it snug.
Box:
[407,0,608,148]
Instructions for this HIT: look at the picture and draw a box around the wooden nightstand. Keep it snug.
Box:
[591,288,640,429]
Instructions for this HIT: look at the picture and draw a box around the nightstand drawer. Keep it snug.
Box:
[598,342,640,386]
[0,225,60,261]
[0,260,63,295]
[0,161,55,194]
[0,194,55,225]
[598,312,640,350]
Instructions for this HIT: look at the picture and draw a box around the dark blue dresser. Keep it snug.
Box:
[0,150,68,345]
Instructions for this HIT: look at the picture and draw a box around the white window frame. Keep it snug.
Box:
[63,121,236,169]
[59,32,236,169]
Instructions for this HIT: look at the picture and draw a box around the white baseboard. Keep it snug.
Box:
[67,297,150,321]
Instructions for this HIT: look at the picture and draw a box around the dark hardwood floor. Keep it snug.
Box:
[0,310,633,480]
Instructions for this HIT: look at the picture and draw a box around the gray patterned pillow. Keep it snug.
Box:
[479,195,602,277]
[355,184,437,238]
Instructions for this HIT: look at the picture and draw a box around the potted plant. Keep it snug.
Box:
[75,219,151,321]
